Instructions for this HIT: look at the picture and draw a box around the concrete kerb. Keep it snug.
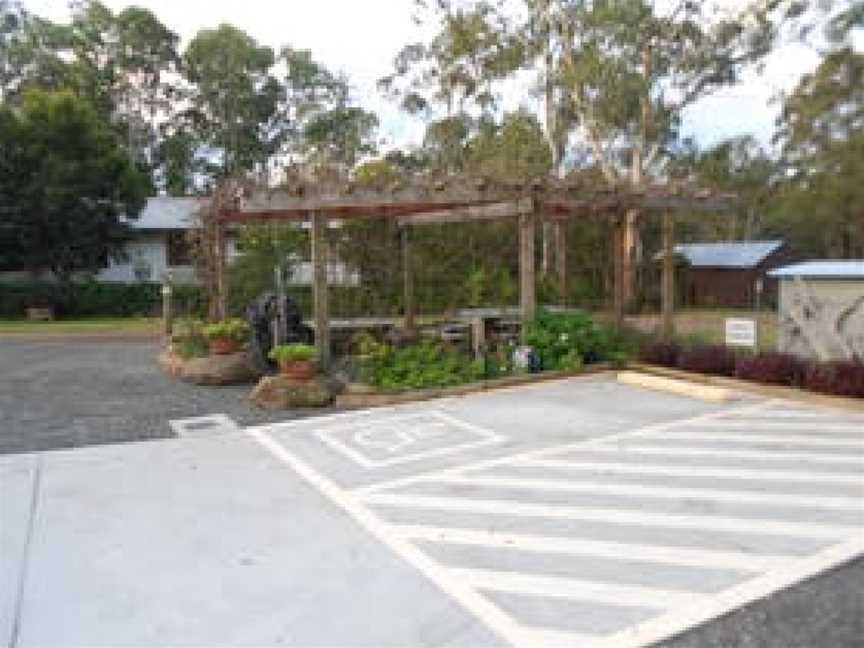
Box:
[334,363,614,410]
[617,371,737,403]
[632,363,864,414]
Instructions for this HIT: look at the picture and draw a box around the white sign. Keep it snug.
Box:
[725,318,758,349]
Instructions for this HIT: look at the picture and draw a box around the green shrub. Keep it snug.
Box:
[523,310,623,370]
[354,334,485,391]
[201,318,250,342]
[269,343,318,364]
[174,318,209,360]
[0,281,204,318]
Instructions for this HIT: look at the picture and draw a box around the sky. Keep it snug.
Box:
[23,0,824,154]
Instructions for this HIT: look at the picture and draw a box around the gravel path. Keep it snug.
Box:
[0,338,308,455]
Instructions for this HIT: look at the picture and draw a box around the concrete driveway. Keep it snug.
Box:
[2,370,863,648]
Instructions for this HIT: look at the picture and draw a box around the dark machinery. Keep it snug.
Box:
[246,291,314,372]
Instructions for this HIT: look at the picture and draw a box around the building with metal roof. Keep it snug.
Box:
[671,240,785,269]
[769,261,864,279]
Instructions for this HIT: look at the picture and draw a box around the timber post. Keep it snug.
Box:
[661,210,676,341]
[311,212,331,370]
[613,214,625,329]
[401,226,415,330]
[520,200,537,340]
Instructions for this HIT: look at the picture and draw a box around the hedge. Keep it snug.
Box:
[640,340,864,399]
[0,282,204,318]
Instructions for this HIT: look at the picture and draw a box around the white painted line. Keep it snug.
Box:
[644,430,863,449]
[245,428,532,647]
[362,493,858,539]
[687,419,864,434]
[519,627,599,648]
[354,400,777,496]
[586,444,864,470]
[425,475,864,511]
[448,567,706,609]
[392,524,793,572]
[579,535,864,648]
[512,458,864,489]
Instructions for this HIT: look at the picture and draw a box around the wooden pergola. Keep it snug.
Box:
[218,175,735,368]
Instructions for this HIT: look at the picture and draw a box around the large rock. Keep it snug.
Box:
[180,352,261,386]
[250,375,334,410]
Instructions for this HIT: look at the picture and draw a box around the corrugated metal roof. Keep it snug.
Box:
[123,197,205,230]
[769,261,864,279]
[672,240,784,268]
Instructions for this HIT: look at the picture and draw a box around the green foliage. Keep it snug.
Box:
[227,223,306,314]
[354,334,485,392]
[201,318,249,342]
[0,89,149,280]
[0,281,203,318]
[269,343,318,364]
[174,318,208,360]
[523,310,625,370]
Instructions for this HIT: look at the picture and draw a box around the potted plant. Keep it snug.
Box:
[269,343,318,381]
[202,318,250,355]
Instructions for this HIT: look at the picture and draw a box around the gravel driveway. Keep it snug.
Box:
[0,338,301,455]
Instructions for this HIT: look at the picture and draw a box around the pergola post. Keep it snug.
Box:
[214,220,227,321]
[311,212,331,370]
[613,215,625,329]
[554,222,567,304]
[661,210,676,341]
[401,226,415,330]
[520,203,537,339]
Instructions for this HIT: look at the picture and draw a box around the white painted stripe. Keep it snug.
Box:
[641,430,863,449]
[519,627,600,648]
[245,429,531,647]
[689,419,864,434]
[579,535,864,648]
[516,457,864,489]
[393,524,792,571]
[363,493,858,539]
[449,567,707,609]
[355,400,777,496]
[587,444,864,470]
[426,475,864,511]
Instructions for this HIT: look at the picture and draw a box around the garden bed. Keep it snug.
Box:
[335,363,612,409]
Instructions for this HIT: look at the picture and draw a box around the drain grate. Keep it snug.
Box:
[169,414,240,438]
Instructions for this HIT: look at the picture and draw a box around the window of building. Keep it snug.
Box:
[166,231,192,266]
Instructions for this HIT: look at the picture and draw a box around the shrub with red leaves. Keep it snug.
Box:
[805,361,864,398]
[735,352,809,387]
[640,342,681,367]
[676,345,738,377]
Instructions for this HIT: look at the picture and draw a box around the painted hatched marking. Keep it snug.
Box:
[424,474,864,511]
[249,397,864,648]
[509,457,864,488]
[391,525,792,571]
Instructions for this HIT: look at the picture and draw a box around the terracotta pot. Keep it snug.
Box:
[209,337,241,355]
[279,360,316,382]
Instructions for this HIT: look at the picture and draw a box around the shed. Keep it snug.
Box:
[768,261,864,361]
[669,240,794,308]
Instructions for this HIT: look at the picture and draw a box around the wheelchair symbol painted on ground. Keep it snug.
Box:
[315,411,503,468]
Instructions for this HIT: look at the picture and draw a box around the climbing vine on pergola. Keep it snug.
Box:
[216,174,736,367]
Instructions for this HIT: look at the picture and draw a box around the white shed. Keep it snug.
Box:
[768,261,864,361]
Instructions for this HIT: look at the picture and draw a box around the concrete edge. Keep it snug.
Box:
[617,371,735,403]
[334,363,614,409]
[632,363,864,414]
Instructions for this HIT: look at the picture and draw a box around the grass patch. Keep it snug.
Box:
[0,317,161,336]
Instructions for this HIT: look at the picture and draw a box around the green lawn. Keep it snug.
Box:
[0,317,161,336]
